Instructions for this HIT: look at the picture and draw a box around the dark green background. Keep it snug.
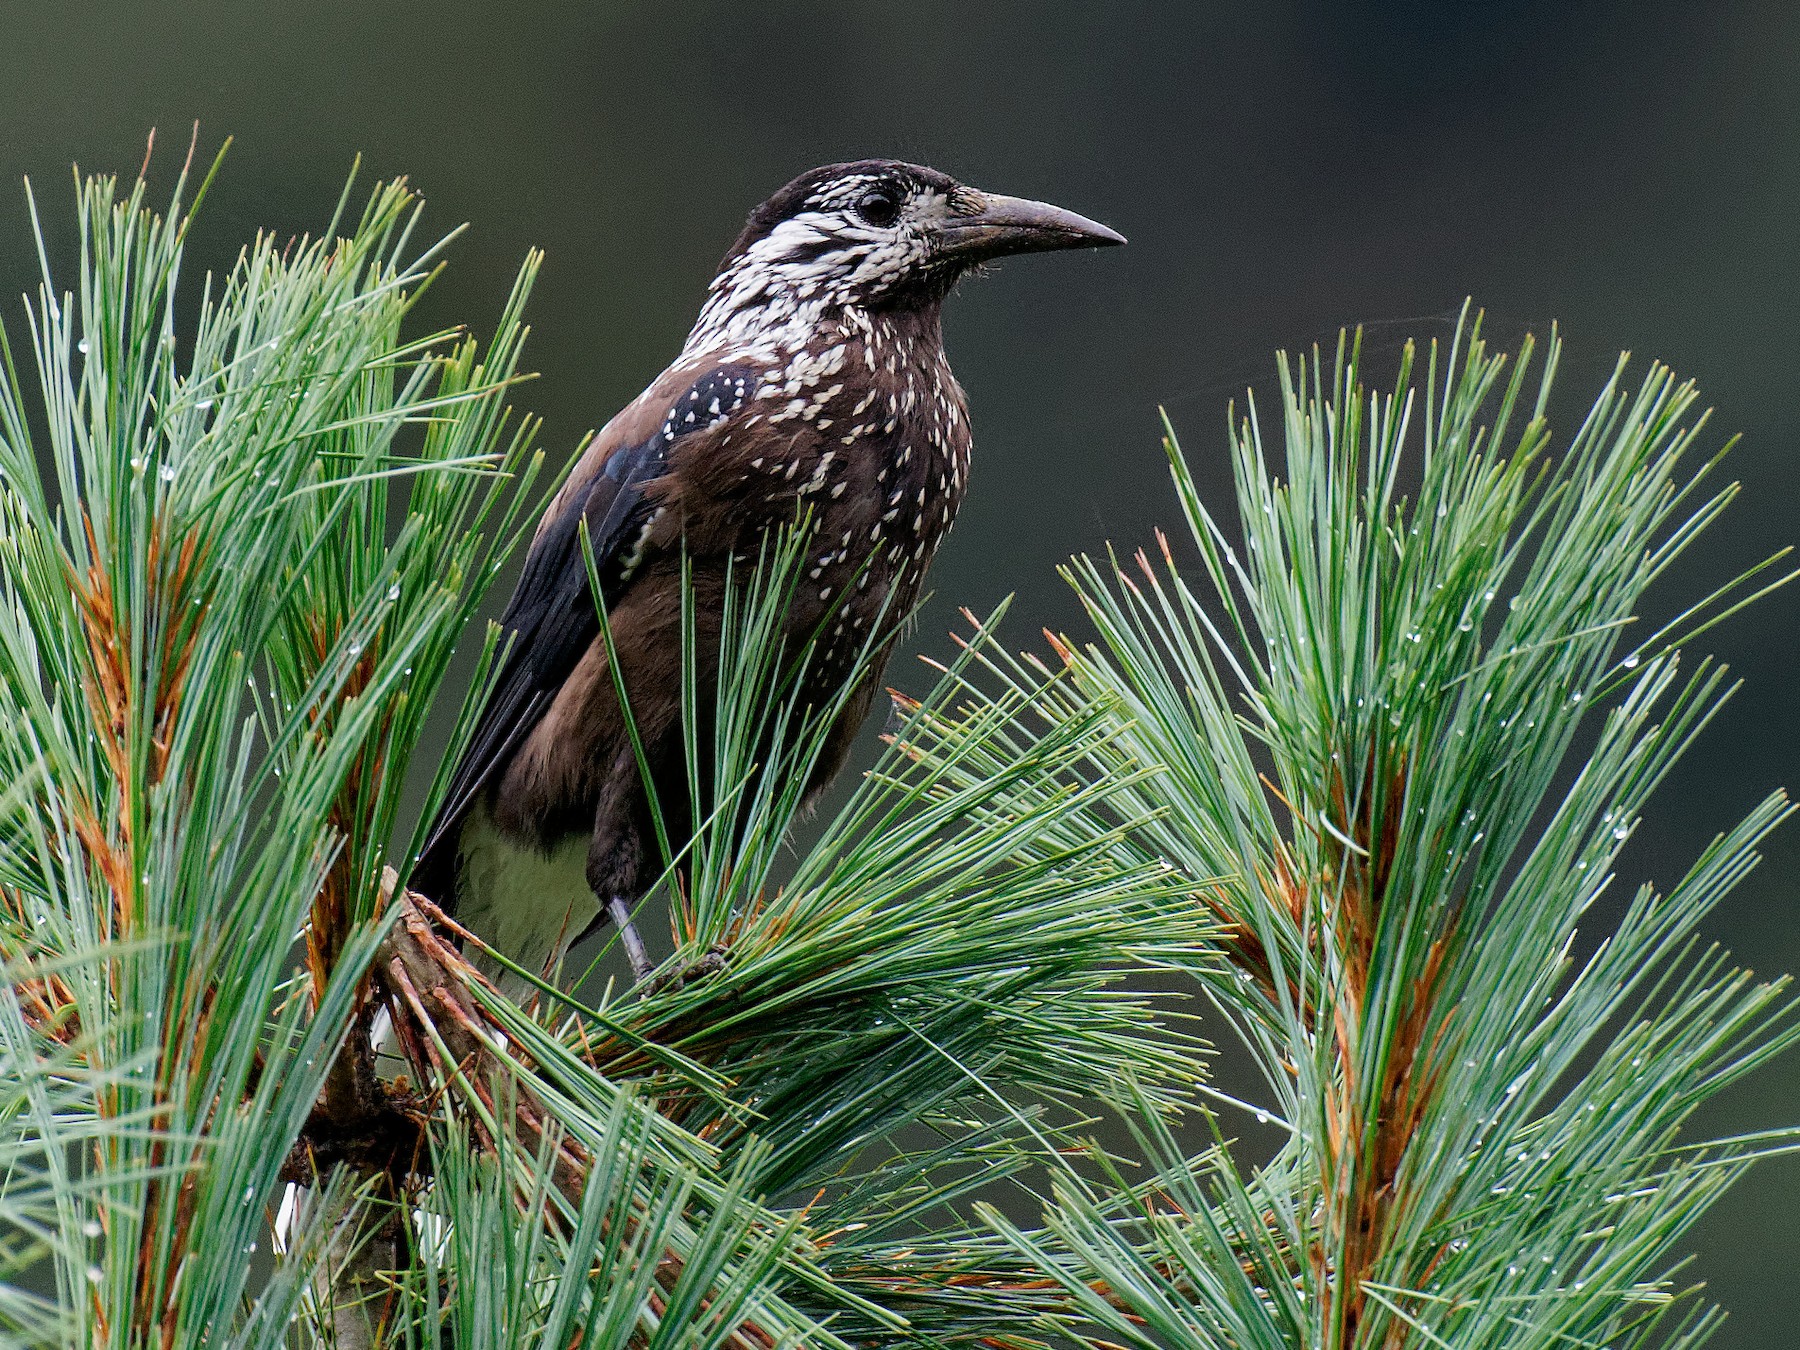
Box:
[4,1,1796,1340]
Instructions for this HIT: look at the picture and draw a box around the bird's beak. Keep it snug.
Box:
[935,192,1126,263]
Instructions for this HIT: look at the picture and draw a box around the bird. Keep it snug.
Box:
[410,159,1124,988]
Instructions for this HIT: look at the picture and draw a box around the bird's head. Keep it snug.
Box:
[689,160,1123,351]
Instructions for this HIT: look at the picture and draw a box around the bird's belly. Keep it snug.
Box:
[455,806,598,991]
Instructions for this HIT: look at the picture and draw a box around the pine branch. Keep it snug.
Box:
[0,149,548,1346]
[954,308,1800,1350]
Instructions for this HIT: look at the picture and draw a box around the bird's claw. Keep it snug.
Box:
[642,945,730,998]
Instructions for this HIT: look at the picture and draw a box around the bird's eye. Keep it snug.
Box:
[855,188,901,228]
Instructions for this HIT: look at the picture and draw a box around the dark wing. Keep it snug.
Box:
[412,362,757,896]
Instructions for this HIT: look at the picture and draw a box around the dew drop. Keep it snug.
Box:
[1612,825,1628,840]
[197,399,213,412]
[1254,1110,1269,1124]
[82,1219,102,1238]
[76,338,89,355]
[159,463,176,483]
[386,582,401,602]
[85,1266,102,1285]
[128,456,144,473]
[1622,653,1640,669]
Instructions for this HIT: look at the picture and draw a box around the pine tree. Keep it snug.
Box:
[0,153,1792,1350]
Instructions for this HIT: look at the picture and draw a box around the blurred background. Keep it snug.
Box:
[3,1,1796,1339]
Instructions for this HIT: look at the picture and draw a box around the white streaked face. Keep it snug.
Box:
[685,164,991,357]
[727,171,957,303]
[686,160,1120,359]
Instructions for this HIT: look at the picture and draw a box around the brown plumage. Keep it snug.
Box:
[412,159,1123,984]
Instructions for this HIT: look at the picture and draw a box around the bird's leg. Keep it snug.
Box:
[606,895,655,983]
[587,760,658,983]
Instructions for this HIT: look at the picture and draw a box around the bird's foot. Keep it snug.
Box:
[606,895,656,983]
[642,945,731,998]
